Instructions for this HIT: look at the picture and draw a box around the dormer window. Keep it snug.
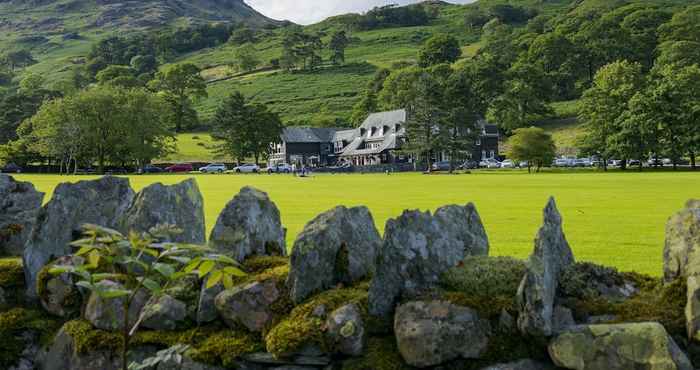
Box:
[371,127,378,136]
[395,124,402,132]
[360,128,367,137]
[383,125,390,135]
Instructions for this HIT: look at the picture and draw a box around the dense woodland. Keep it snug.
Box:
[0,1,699,171]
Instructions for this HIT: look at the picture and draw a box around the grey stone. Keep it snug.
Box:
[0,286,5,308]
[369,203,489,317]
[119,179,205,243]
[242,352,330,366]
[209,186,286,261]
[23,176,134,298]
[664,199,700,282]
[326,303,365,357]
[586,315,617,325]
[197,281,224,324]
[0,174,44,256]
[215,279,280,332]
[394,300,490,368]
[516,197,575,337]
[38,255,83,318]
[287,206,381,304]
[141,294,187,331]
[498,309,515,332]
[548,323,693,370]
[7,331,42,370]
[687,275,700,340]
[480,359,556,370]
[84,280,149,331]
[156,351,227,370]
[552,305,575,333]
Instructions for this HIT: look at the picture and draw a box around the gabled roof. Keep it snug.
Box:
[360,109,407,131]
[281,127,341,143]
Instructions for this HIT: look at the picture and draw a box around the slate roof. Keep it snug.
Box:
[281,127,341,143]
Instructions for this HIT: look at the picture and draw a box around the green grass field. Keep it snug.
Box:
[13,171,700,276]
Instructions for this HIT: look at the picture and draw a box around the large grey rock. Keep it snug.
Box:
[215,279,281,332]
[209,187,286,261]
[156,352,227,370]
[516,197,575,337]
[687,275,700,340]
[197,282,224,324]
[287,206,381,304]
[326,303,365,357]
[40,324,156,370]
[23,176,134,298]
[84,280,149,331]
[548,323,693,370]
[119,179,205,243]
[0,175,44,256]
[141,294,187,331]
[664,200,700,282]
[394,300,490,368]
[369,203,489,317]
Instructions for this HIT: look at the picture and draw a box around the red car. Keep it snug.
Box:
[165,163,194,173]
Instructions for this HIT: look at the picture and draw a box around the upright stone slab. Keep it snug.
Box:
[664,200,700,282]
[516,197,575,337]
[548,323,693,370]
[368,203,489,317]
[119,179,205,243]
[0,175,44,256]
[287,206,381,304]
[23,176,134,297]
[209,186,286,261]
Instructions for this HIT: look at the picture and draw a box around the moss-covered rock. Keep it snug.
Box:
[559,262,636,301]
[0,308,63,368]
[341,336,410,370]
[0,257,24,288]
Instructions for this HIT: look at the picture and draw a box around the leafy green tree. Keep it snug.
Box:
[620,9,671,70]
[487,78,552,133]
[130,55,158,75]
[659,5,700,43]
[280,28,324,71]
[229,27,257,45]
[403,72,444,171]
[579,60,645,168]
[418,34,462,67]
[378,66,425,110]
[232,44,260,73]
[149,63,207,132]
[464,8,490,31]
[49,224,245,370]
[526,32,580,99]
[18,73,45,94]
[1,50,36,71]
[656,41,700,68]
[96,65,140,88]
[329,31,350,65]
[507,127,556,173]
[351,68,390,124]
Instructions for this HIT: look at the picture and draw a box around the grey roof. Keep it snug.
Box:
[281,127,341,143]
[360,109,407,132]
[340,109,407,157]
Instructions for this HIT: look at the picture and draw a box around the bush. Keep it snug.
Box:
[441,256,526,297]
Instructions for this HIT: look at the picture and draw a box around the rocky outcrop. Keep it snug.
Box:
[119,179,205,243]
[287,206,381,304]
[664,200,700,282]
[84,280,149,331]
[517,197,575,337]
[197,282,224,324]
[369,203,489,317]
[140,295,188,331]
[0,175,44,256]
[548,323,693,370]
[394,300,490,368]
[23,177,134,298]
[209,187,286,261]
[326,303,365,357]
[215,280,281,332]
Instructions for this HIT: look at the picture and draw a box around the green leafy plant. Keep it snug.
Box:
[49,224,245,370]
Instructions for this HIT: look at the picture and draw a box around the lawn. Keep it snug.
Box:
[14,171,700,276]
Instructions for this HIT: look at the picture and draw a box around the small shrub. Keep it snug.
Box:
[440,256,527,297]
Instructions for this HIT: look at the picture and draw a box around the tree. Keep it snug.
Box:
[620,9,671,70]
[149,63,207,132]
[130,55,158,75]
[232,44,260,73]
[464,8,490,31]
[579,60,645,168]
[659,5,700,44]
[329,31,350,65]
[418,34,462,67]
[507,127,556,172]
[49,224,245,370]
[230,27,257,45]
[18,73,45,93]
[403,72,444,172]
[487,77,552,133]
[378,65,425,110]
[656,41,700,68]
[212,92,283,165]
[96,65,140,88]
[351,68,390,124]
[1,50,36,71]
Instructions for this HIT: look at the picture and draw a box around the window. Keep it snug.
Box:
[476,138,481,146]
[360,128,367,137]
[371,127,378,136]
[395,124,402,132]
[383,125,390,135]
[490,150,495,158]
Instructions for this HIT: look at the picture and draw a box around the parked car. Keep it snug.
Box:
[431,161,452,171]
[199,163,227,173]
[234,163,260,173]
[628,159,641,167]
[479,158,501,168]
[608,159,622,167]
[0,163,22,173]
[554,158,570,167]
[165,163,194,173]
[266,163,292,174]
[518,161,529,168]
[459,160,479,170]
[328,162,353,173]
[647,158,664,167]
[501,159,515,168]
[141,164,164,174]
[575,158,592,167]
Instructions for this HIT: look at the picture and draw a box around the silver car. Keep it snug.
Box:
[199,163,227,173]
[234,163,260,173]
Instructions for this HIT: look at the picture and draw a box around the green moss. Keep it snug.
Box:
[0,258,24,288]
[559,262,630,300]
[62,320,263,366]
[440,256,527,297]
[265,283,369,358]
[0,308,64,368]
[442,291,516,318]
[342,336,410,370]
[571,276,687,337]
[242,255,289,274]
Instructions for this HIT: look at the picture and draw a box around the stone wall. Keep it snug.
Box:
[1,174,699,370]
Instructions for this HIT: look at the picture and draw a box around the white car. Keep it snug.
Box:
[480,158,501,168]
[199,163,226,173]
[265,163,292,174]
[501,159,515,168]
[554,158,570,167]
[234,163,260,173]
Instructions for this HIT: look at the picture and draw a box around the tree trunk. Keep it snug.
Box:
[691,152,696,170]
